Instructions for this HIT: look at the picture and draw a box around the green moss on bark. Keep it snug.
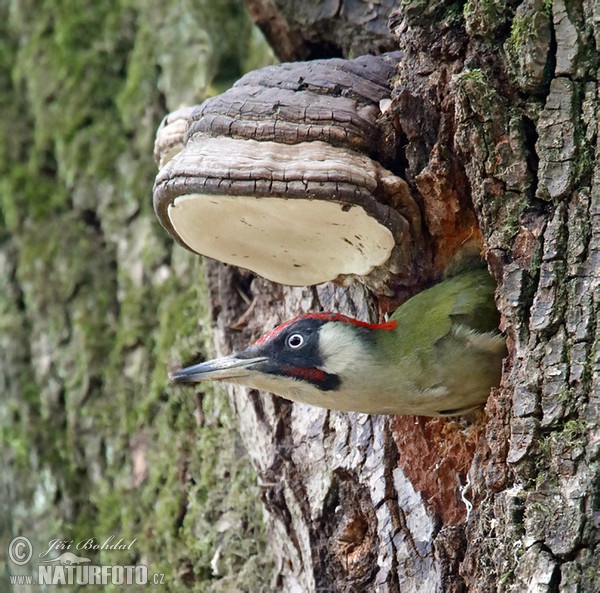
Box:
[504,0,552,94]
[0,1,274,590]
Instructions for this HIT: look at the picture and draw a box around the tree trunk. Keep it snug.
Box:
[1,2,276,592]
[205,1,597,590]
[2,2,598,593]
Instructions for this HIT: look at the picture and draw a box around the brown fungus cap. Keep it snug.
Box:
[153,54,422,293]
[153,106,196,170]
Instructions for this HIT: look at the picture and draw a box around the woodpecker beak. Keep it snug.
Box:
[170,354,268,384]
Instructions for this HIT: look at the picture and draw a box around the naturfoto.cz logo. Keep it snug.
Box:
[8,536,166,586]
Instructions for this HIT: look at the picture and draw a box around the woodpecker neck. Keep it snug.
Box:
[284,321,415,414]
[317,321,375,376]
[227,319,406,414]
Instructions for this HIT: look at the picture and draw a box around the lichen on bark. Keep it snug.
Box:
[0,1,274,591]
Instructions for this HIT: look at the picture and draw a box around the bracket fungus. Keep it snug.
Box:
[154,53,422,293]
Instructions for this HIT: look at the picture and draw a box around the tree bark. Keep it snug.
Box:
[0,2,276,591]
[215,1,598,590]
[2,1,598,592]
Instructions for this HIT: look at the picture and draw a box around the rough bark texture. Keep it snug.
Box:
[1,2,275,592]
[244,0,398,60]
[214,1,597,591]
[2,1,598,593]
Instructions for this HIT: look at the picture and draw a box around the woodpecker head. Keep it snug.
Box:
[170,313,398,410]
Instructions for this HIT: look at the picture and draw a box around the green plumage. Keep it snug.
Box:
[386,268,501,356]
[376,268,506,415]
[171,267,507,416]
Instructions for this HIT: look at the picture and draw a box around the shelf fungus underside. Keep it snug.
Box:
[169,194,394,286]
[153,54,420,289]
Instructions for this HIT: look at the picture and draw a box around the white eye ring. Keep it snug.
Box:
[287,333,305,349]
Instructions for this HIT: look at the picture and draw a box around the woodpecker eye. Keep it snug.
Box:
[286,333,305,349]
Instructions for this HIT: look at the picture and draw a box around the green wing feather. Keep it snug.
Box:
[388,267,501,358]
[376,267,505,414]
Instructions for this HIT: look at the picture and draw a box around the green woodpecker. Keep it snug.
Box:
[171,268,506,416]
